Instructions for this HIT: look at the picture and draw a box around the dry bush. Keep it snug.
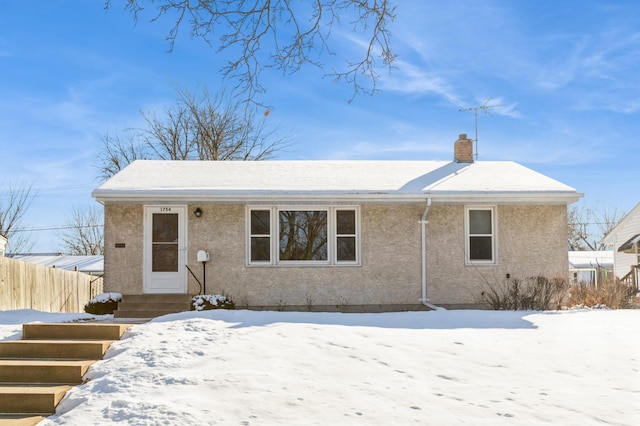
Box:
[567,280,636,309]
[480,275,568,311]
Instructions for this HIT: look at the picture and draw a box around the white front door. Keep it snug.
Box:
[144,206,187,294]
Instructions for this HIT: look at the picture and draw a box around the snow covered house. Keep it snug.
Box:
[568,250,614,286]
[603,201,640,289]
[92,134,581,310]
[9,254,104,276]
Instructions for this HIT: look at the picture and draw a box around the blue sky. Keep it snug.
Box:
[1,1,639,253]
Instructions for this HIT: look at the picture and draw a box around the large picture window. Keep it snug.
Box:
[465,206,496,264]
[247,206,359,266]
[279,210,328,261]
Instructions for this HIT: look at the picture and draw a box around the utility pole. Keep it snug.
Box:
[458,98,501,159]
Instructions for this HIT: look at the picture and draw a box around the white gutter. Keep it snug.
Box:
[419,198,443,310]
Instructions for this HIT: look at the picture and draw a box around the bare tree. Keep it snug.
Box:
[105,1,396,102]
[58,205,105,256]
[568,203,626,251]
[0,182,35,253]
[96,132,149,182]
[97,87,287,180]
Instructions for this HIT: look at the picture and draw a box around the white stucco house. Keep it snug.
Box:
[92,134,582,311]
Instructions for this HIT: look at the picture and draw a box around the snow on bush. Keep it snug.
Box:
[84,292,122,315]
[192,294,235,311]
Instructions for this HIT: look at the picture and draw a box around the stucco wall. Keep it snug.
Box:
[102,202,568,309]
[426,204,568,306]
[188,204,424,307]
[103,204,144,295]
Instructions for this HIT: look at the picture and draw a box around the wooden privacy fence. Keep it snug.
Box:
[0,256,103,313]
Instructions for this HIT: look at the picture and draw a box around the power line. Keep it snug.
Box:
[9,224,104,233]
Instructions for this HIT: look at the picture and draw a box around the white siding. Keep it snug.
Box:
[605,203,640,278]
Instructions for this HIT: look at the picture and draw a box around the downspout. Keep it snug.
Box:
[420,198,444,310]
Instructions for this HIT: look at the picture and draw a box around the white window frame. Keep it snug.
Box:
[246,205,360,267]
[464,205,497,265]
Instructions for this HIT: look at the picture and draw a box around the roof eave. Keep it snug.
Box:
[93,189,583,205]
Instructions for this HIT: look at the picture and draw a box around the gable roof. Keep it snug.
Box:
[603,201,640,245]
[92,160,581,204]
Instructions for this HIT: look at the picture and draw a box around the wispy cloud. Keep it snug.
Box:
[378,59,463,105]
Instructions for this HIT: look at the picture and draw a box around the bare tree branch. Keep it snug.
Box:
[96,86,288,180]
[568,203,626,251]
[58,205,105,256]
[96,131,149,181]
[0,182,35,253]
[105,0,396,102]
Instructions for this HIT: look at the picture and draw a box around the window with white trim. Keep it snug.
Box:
[465,206,496,264]
[247,206,359,266]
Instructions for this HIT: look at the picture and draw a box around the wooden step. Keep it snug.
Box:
[0,360,95,384]
[0,340,112,360]
[0,322,134,420]
[23,323,131,340]
[0,415,46,426]
[0,385,72,414]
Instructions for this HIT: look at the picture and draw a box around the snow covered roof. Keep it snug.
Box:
[92,160,581,204]
[568,251,614,269]
[10,255,103,274]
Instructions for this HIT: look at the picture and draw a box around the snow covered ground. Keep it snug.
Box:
[1,308,638,425]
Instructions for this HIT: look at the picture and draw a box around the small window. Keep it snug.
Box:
[336,209,357,262]
[466,207,496,264]
[250,210,271,262]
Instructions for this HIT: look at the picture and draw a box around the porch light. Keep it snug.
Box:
[194,207,203,217]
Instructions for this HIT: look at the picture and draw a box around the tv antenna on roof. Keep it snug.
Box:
[458,98,501,159]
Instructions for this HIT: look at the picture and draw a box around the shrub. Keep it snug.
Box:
[84,292,122,315]
[192,294,235,311]
[567,280,636,309]
[480,275,568,311]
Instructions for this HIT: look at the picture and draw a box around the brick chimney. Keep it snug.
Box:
[453,133,474,163]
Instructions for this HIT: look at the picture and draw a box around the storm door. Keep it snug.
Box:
[144,206,187,293]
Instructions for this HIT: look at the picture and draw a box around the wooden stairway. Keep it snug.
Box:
[114,294,193,318]
[0,322,132,425]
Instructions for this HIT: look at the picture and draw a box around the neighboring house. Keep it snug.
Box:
[0,234,6,257]
[603,202,640,289]
[9,254,104,276]
[92,134,581,310]
[568,250,614,286]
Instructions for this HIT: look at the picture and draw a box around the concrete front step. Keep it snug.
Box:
[0,360,95,384]
[114,294,193,318]
[0,385,72,415]
[0,340,112,360]
[23,323,131,340]
[122,294,192,303]
[114,309,189,319]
